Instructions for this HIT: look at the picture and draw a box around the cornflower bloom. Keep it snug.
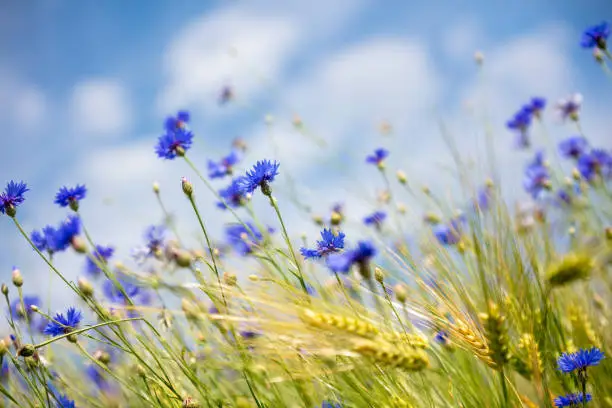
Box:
[300,228,345,259]
[54,185,87,210]
[0,180,28,216]
[44,307,82,337]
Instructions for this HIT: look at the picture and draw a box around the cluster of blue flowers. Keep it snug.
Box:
[155,110,194,159]
[554,347,605,406]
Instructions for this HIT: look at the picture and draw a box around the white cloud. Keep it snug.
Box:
[71,79,131,136]
[13,86,46,132]
[157,8,299,115]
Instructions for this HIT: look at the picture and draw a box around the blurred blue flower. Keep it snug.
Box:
[365,148,389,166]
[523,151,550,199]
[44,307,82,337]
[554,393,592,407]
[326,252,354,274]
[526,97,546,116]
[164,110,190,132]
[0,180,29,215]
[55,394,75,408]
[240,160,280,194]
[155,128,194,159]
[300,228,345,259]
[225,223,264,255]
[555,94,582,121]
[217,177,248,209]
[559,136,588,159]
[144,225,166,253]
[9,295,41,321]
[364,211,386,228]
[434,330,450,345]
[580,21,610,49]
[321,402,342,408]
[218,85,234,105]
[433,222,461,245]
[85,245,114,276]
[578,149,612,181]
[86,365,110,391]
[54,185,87,208]
[208,150,241,179]
[506,107,532,148]
[557,347,604,373]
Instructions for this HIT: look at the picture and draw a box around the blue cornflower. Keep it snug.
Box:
[0,181,29,216]
[103,278,150,318]
[578,149,612,182]
[155,128,194,159]
[506,107,533,148]
[31,226,61,253]
[526,97,546,117]
[164,110,190,132]
[217,177,248,209]
[556,94,583,122]
[474,185,493,211]
[364,211,386,229]
[326,252,354,274]
[433,222,461,245]
[31,215,81,254]
[351,240,377,264]
[559,136,588,159]
[85,245,114,276]
[366,148,389,166]
[300,228,345,259]
[554,393,592,407]
[225,223,264,255]
[523,151,551,198]
[144,225,166,253]
[9,295,41,321]
[240,160,280,195]
[326,240,377,274]
[86,365,110,391]
[55,394,75,408]
[208,150,241,179]
[321,402,342,408]
[434,330,450,345]
[557,347,605,373]
[44,307,82,337]
[54,185,87,210]
[580,21,610,49]
[60,214,81,242]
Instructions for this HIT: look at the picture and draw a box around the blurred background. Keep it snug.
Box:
[1,0,611,310]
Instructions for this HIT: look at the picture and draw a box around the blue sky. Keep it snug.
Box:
[1,0,611,309]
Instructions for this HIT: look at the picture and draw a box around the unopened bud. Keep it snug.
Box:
[474,51,484,65]
[397,203,407,214]
[67,334,78,343]
[78,278,94,298]
[93,350,111,365]
[0,339,7,356]
[605,227,612,241]
[248,274,259,281]
[153,181,160,194]
[223,272,237,286]
[70,236,87,253]
[11,268,23,287]
[292,114,303,128]
[396,170,407,184]
[312,215,324,226]
[1,284,8,296]
[174,250,193,268]
[5,204,16,217]
[30,305,38,312]
[394,284,407,303]
[18,344,35,358]
[377,161,385,171]
[181,177,193,197]
[374,267,384,284]
[330,211,343,226]
[422,186,430,195]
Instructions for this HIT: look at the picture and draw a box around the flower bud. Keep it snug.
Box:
[223,272,237,286]
[153,181,160,194]
[605,227,612,241]
[248,274,259,281]
[1,283,8,296]
[18,344,35,358]
[181,177,193,197]
[174,250,193,268]
[474,51,484,65]
[30,305,38,312]
[396,170,407,184]
[78,278,94,298]
[374,267,384,284]
[0,339,7,356]
[71,236,87,253]
[594,48,604,64]
[67,334,78,343]
[330,211,343,226]
[394,284,407,303]
[11,267,23,287]
[93,350,111,365]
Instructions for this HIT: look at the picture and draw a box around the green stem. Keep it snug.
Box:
[267,194,308,294]
[34,318,142,349]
